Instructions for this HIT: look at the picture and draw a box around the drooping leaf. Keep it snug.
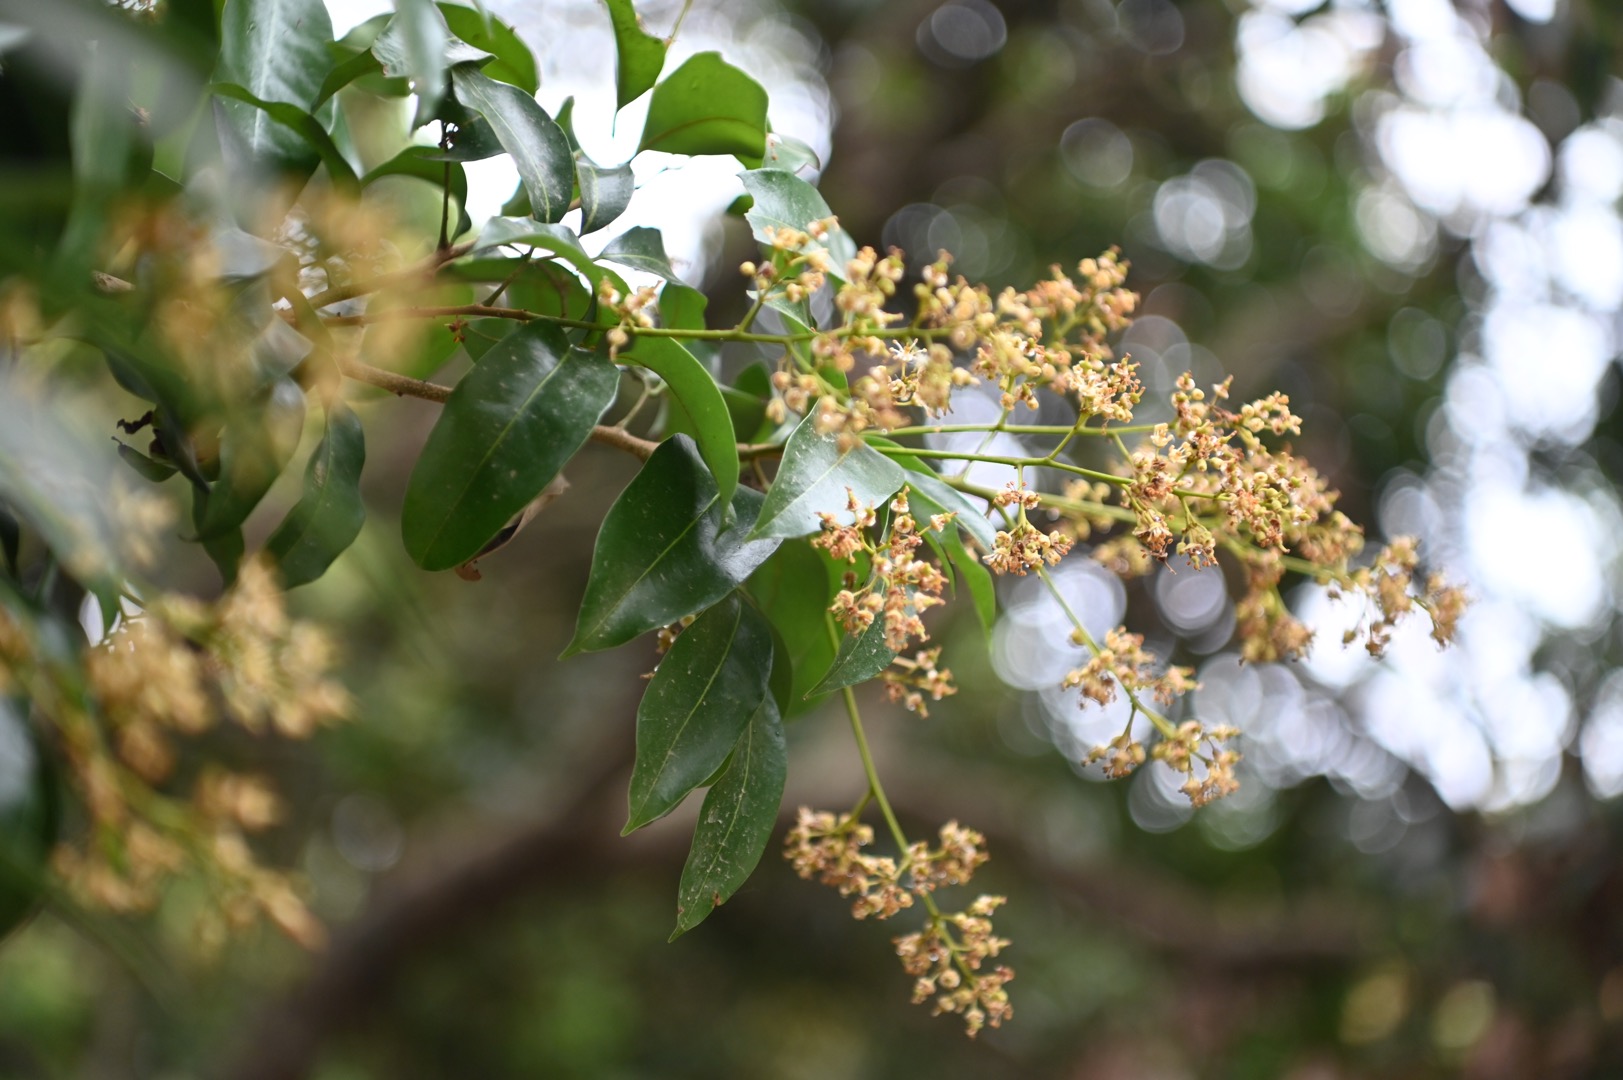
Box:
[948,540,997,638]
[638,52,767,161]
[740,169,858,282]
[209,82,360,190]
[624,594,773,833]
[401,323,618,571]
[0,697,59,941]
[378,0,450,114]
[599,226,681,282]
[450,66,572,223]
[266,403,366,588]
[314,46,385,107]
[577,158,634,235]
[624,337,738,515]
[604,0,666,109]
[671,692,786,939]
[193,377,306,540]
[566,435,779,656]
[216,0,334,175]
[807,612,895,697]
[439,2,537,94]
[747,409,906,541]
[115,440,178,483]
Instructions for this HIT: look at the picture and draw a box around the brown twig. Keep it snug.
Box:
[336,357,658,461]
[303,241,475,311]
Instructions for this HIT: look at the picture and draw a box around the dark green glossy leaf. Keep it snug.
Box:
[599,226,680,281]
[450,66,572,223]
[0,698,59,941]
[209,82,360,190]
[266,404,366,588]
[671,692,785,939]
[194,377,306,539]
[578,158,634,235]
[605,0,666,109]
[401,323,617,571]
[807,611,895,697]
[747,409,906,541]
[440,2,537,94]
[740,169,858,282]
[566,435,779,655]
[639,52,766,160]
[624,594,772,833]
[216,0,334,174]
[624,337,738,515]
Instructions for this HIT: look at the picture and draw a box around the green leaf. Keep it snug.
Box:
[194,377,306,540]
[624,337,738,515]
[599,226,681,282]
[216,0,334,175]
[605,0,667,109]
[379,0,451,114]
[747,541,844,712]
[740,169,858,281]
[747,409,906,541]
[807,613,895,697]
[114,440,178,483]
[472,217,603,285]
[266,403,366,588]
[578,159,634,235]
[868,437,997,554]
[439,2,537,94]
[209,82,360,190]
[758,132,820,174]
[947,540,996,637]
[671,692,786,939]
[359,282,474,380]
[638,52,767,161]
[0,698,59,941]
[567,435,780,655]
[314,47,384,108]
[659,282,707,331]
[625,594,773,833]
[401,323,618,571]
[363,145,470,237]
[450,66,573,223]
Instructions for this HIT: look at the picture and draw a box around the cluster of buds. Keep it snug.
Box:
[786,809,1011,1036]
[1337,537,1468,656]
[823,489,950,654]
[599,278,658,357]
[895,896,1014,1037]
[1062,627,1198,709]
[881,647,957,717]
[47,560,348,947]
[1151,721,1243,807]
